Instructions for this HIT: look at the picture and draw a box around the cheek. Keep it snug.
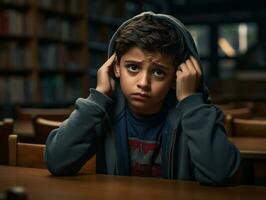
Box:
[120,76,132,94]
[152,81,172,96]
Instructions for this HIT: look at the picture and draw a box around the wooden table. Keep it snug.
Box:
[1,166,266,200]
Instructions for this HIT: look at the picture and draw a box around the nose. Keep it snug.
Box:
[137,72,150,91]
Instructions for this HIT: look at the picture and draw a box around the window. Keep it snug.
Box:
[187,25,210,57]
[218,23,257,57]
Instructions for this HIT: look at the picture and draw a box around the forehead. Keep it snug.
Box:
[121,46,174,67]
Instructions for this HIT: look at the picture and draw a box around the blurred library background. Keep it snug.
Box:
[1,0,266,185]
[0,0,266,117]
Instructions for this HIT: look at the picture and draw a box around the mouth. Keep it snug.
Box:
[131,93,150,100]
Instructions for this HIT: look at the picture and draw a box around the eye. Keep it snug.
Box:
[126,64,139,73]
[153,68,165,79]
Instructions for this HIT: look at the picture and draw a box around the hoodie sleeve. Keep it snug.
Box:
[178,93,241,185]
[45,89,113,176]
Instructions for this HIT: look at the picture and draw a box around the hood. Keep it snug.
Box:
[107,11,210,105]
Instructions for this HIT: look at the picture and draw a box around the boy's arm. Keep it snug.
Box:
[45,54,116,176]
[178,94,241,185]
[45,89,113,176]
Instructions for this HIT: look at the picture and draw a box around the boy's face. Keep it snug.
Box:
[114,46,176,115]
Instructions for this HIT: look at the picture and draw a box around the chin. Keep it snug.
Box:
[128,102,157,115]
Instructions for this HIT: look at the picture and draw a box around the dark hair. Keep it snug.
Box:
[115,14,189,67]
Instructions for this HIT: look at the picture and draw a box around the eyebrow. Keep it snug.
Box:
[153,63,169,71]
[124,60,169,71]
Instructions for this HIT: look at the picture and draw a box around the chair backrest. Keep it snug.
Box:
[32,116,62,144]
[222,107,252,117]
[15,106,73,121]
[232,118,266,137]
[223,107,252,136]
[0,118,13,165]
[9,134,46,168]
[8,134,96,173]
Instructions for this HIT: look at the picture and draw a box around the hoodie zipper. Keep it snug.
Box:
[168,128,177,178]
[106,113,119,175]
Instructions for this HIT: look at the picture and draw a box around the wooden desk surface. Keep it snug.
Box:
[1,166,266,200]
[229,137,266,159]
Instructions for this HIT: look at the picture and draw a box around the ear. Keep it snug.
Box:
[114,61,120,78]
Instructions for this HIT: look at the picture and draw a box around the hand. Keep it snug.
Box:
[96,54,116,97]
[175,56,202,101]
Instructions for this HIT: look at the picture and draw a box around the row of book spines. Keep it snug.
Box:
[0,10,82,41]
[0,76,32,104]
[0,10,31,35]
[0,43,84,69]
[37,16,81,41]
[37,0,82,15]
[0,76,83,104]
[1,0,81,15]
[0,44,31,69]
[39,45,84,70]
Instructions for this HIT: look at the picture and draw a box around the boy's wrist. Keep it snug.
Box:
[177,93,205,114]
[88,88,113,109]
[96,87,111,97]
[177,92,194,101]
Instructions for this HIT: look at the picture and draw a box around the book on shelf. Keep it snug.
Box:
[39,44,82,70]
[41,76,64,104]
[38,15,61,39]
[64,48,81,70]
[0,76,33,104]
[39,44,63,70]
[0,43,9,68]
[0,9,31,36]
[61,19,81,42]
[88,0,122,17]
[65,0,80,15]
[38,15,81,42]
[37,0,81,14]
[65,77,82,102]
[37,0,63,11]
[0,41,31,69]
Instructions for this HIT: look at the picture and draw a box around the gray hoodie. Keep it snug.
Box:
[45,12,240,185]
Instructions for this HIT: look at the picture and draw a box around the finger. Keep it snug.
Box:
[102,53,116,69]
[185,59,197,75]
[179,63,190,75]
[190,56,202,76]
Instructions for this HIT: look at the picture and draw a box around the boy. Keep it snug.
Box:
[45,12,240,185]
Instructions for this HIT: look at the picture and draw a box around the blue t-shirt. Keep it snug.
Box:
[126,106,167,177]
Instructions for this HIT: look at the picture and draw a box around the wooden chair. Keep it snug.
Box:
[14,107,72,143]
[15,106,73,121]
[9,134,46,169]
[231,118,266,184]
[32,116,62,144]
[0,118,14,165]
[9,134,96,174]
[232,118,266,137]
[223,107,252,136]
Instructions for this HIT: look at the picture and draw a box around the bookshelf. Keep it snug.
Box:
[87,0,125,88]
[0,0,88,110]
